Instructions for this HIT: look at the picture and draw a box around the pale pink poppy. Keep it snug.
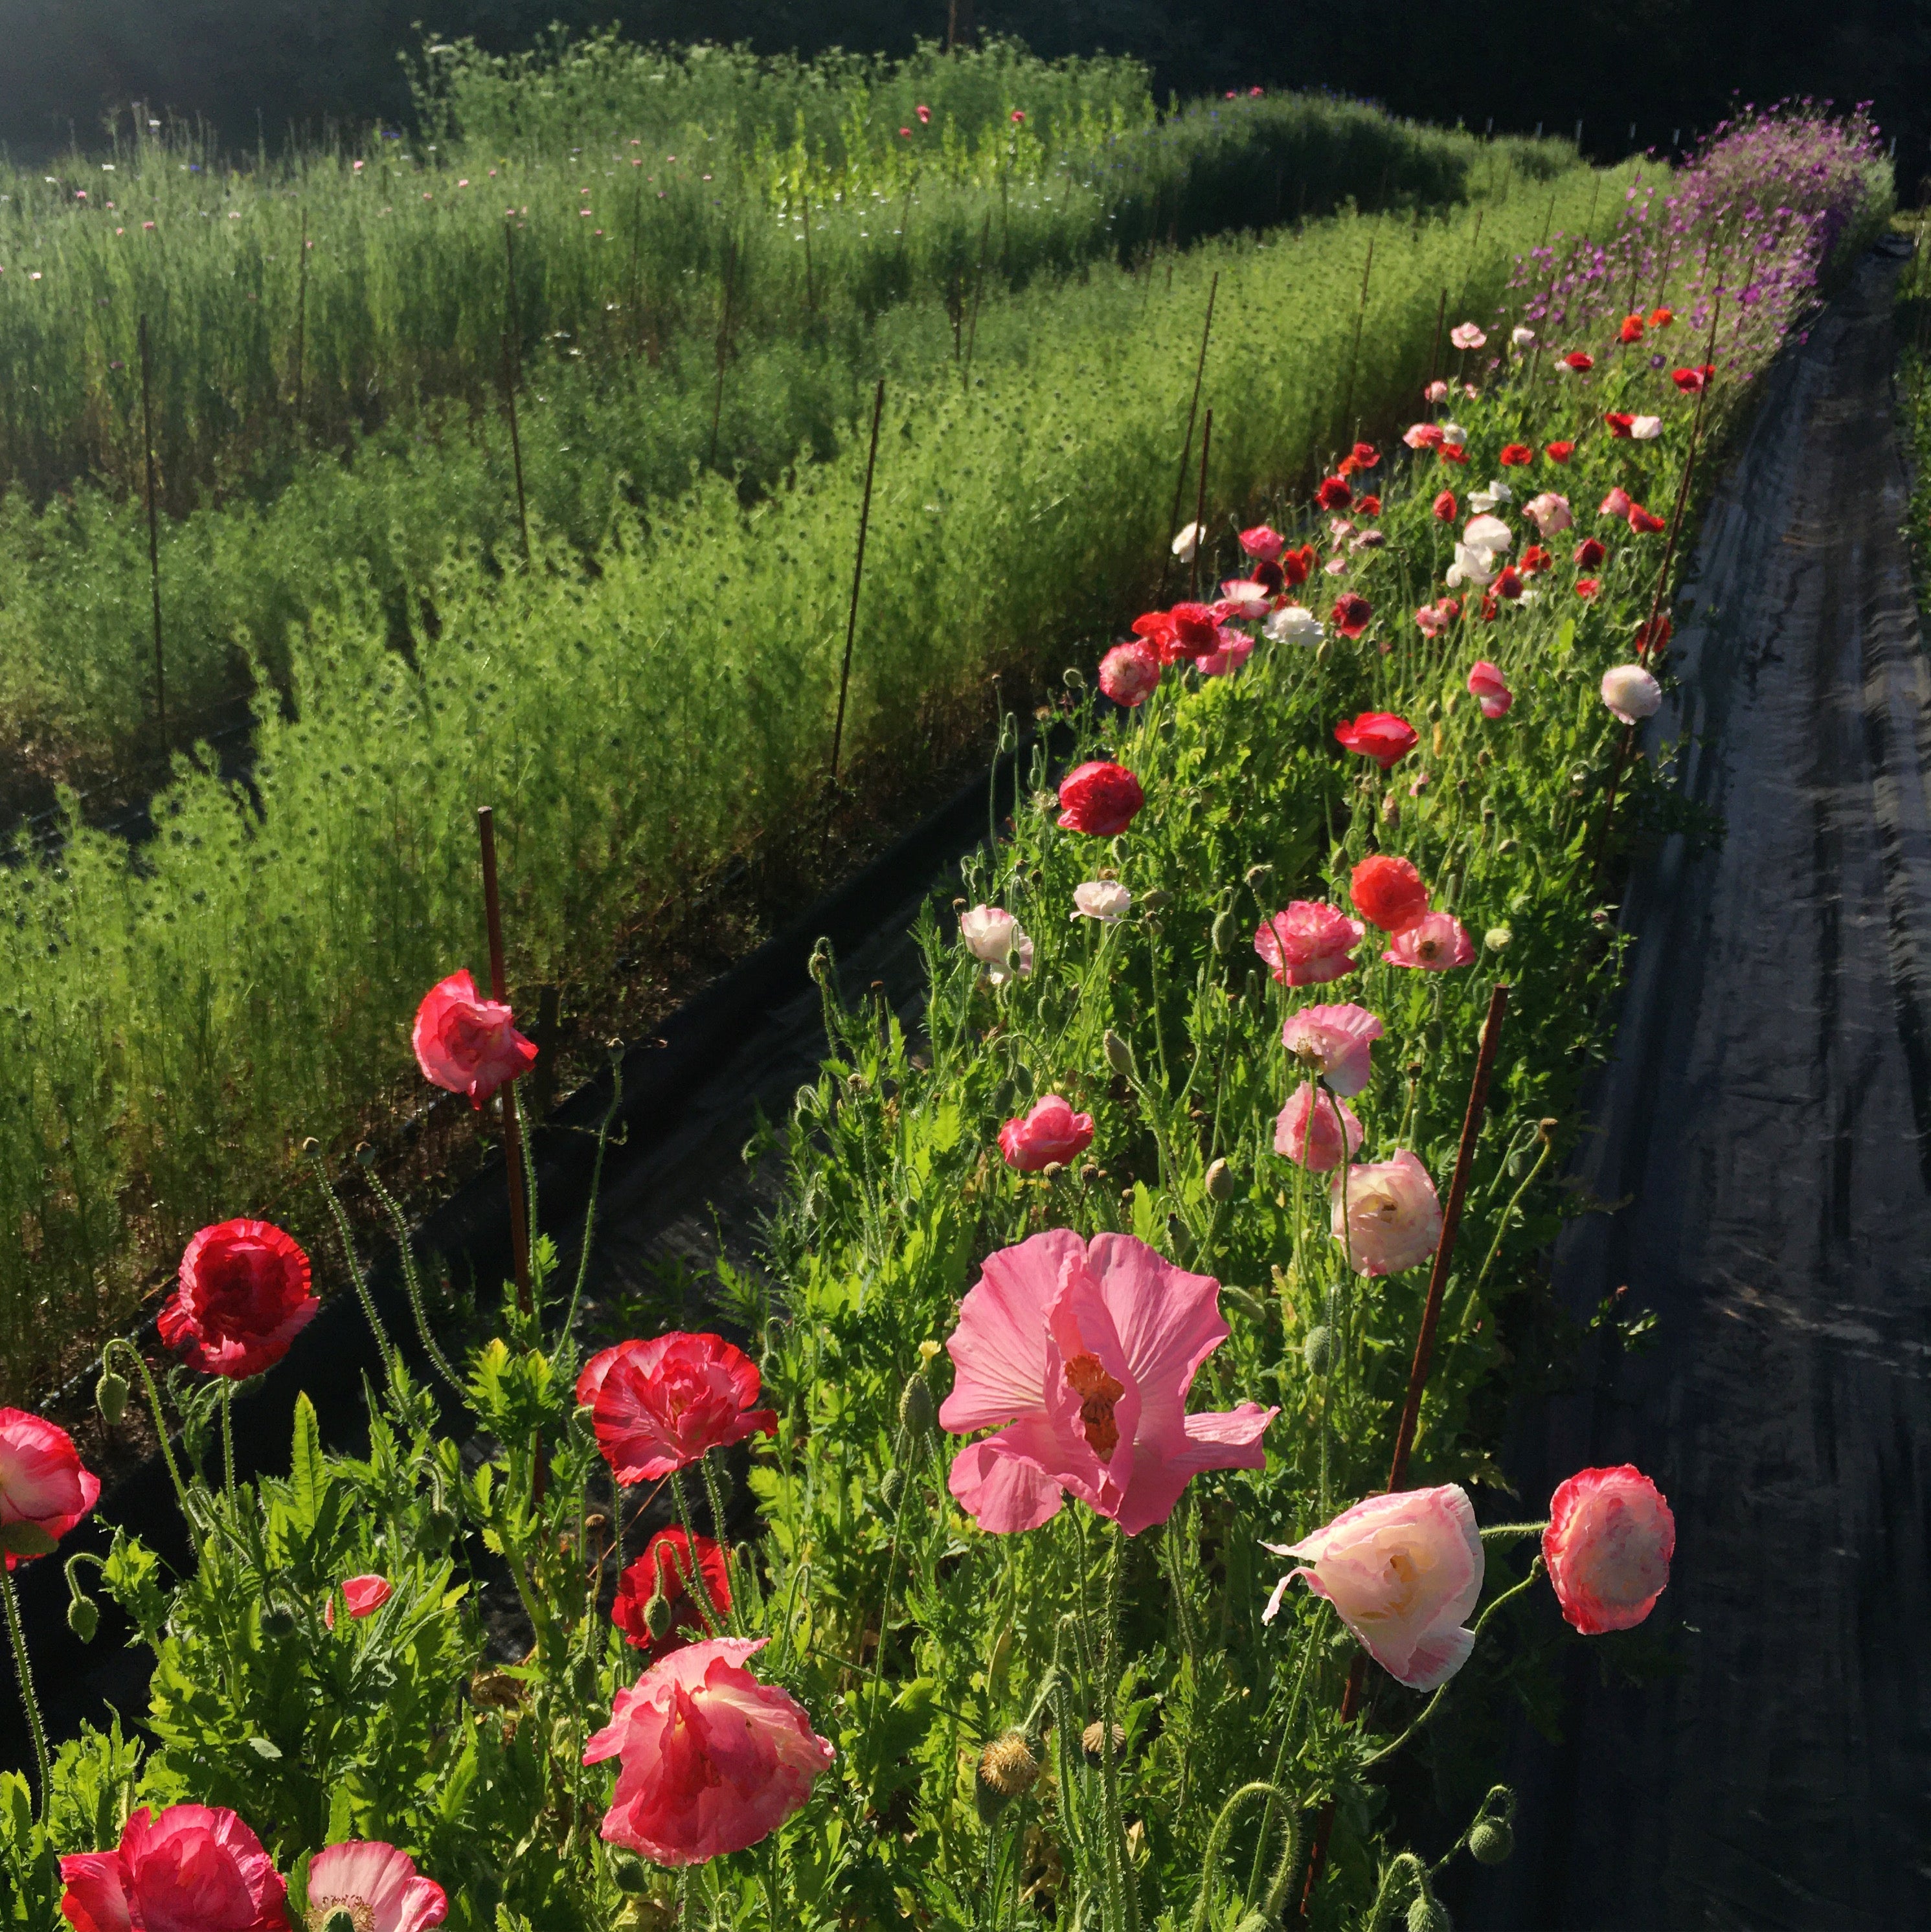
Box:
[1239,524,1285,563]
[1467,661,1513,719]
[1098,639,1160,707]
[1510,324,1536,347]
[1414,602,1453,638]
[1252,904,1363,987]
[1424,379,1449,403]
[1449,322,1487,350]
[1599,485,1632,519]
[940,1230,1276,1534]
[1523,491,1572,535]
[1280,1002,1383,1097]
[1439,421,1469,447]
[1543,1465,1675,1634]
[1261,1485,1484,1689]
[1273,1082,1363,1172]
[306,1842,448,1932]
[998,1095,1096,1173]
[1403,421,1446,451]
[1072,880,1132,923]
[1331,1150,1441,1275]
[1601,664,1662,724]
[960,905,1033,983]
[1383,912,1475,970]
[1217,579,1272,620]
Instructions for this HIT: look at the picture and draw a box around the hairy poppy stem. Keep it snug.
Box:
[139,312,165,756]
[828,377,886,796]
[0,1565,49,1819]
[477,806,531,1315]
[1160,271,1218,596]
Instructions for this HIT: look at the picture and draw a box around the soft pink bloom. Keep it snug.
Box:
[59,1805,288,1932]
[1238,524,1285,563]
[0,1410,100,1569]
[1252,904,1364,987]
[411,970,537,1108]
[998,1095,1095,1173]
[1438,421,1469,448]
[306,1843,447,1932]
[940,1230,1276,1534]
[1449,322,1487,350]
[959,904,1033,983]
[1424,379,1449,403]
[583,1637,832,1865]
[1071,880,1132,923]
[1382,912,1475,971]
[1598,485,1632,519]
[1601,664,1663,724]
[325,1575,393,1628]
[1333,711,1416,767]
[1261,1485,1484,1690]
[1217,579,1271,620]
[1522,491,1572,535]
[1280,1003,1382,1097]
[1098,638,1161,707]
[587,1332,778,1484]
[1331,1150,1441,1275]
[1403,421,1446,451]
[1192,626,1254,677]
[1466,662,1512,719]
[1543,1465,1676,1634]
[1414,601,1453,638]
[1273,1083,1363,1173]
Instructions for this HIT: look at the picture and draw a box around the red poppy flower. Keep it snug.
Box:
[1334,712,1417,768]
[1349,854,1429,934]
[1559,352,1594,372]
[1545,440,1575,464]
[413,970,537,1109]
[1437,443,1469,466]
[1167,602,1222,654]
[1057,760,1145,835]
[1493,566,1524,600]
[1519,544,1553,576]
[1671,365,1715,393]
[1432,489,1458,521]
[1618,313,1645,344]
[1498,443,1535,466]
[1252,558,1285,591]
[613,1528,731,1657]
[1604,411,1635,438]
[1599,485,1632,519]
[1329,592,1372,638]
[1280,544,1315,588]
[1575,578,1601,600]
[1357,493,1381,517]
[1573,537,1607,568]
[161,1220,318,1380]
[1349,441,1381,469]
[1315,476,1353,511]
[1635,613,1673,657]
[1627,503,1666,535]
[589,1332,779,1483]
[1648,307,1675,328]
[1131,610,1187,665]
[1479,591,1499,622]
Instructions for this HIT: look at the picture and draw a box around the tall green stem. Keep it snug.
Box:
[1,1564,51,1819]
[102,1338,190,1517]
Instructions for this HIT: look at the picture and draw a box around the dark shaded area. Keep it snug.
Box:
[1462,238,1931,1928]
[3,0,1929,186]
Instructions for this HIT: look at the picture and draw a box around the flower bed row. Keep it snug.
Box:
[0,105,1888,1932]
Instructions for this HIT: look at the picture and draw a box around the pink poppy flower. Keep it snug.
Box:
[587,1332,778,1485]
[1404,421,1446,451]
[1627,502,1666,534]
[916,104,931,124]
[584,1637,832,1865]
[306,1843,447,1932]
[1071,880,1132,923]
[59,1805,288,1932]
[1193,626,1255,677]
[1252,903,1364,987]
[1424,379,1449,403]
[1543,1465,1676,1634]
[1331,1150,1441,1275]
[1414,601,1452,637]
[1449,322,1487,350]
[1467,661,1512,719]
[998,1095,1095,1173]
[1601,664,1663,724]
[1238,524,1285,563]
[1217,579,1271,621]
[1273,1083,1363,1172]
[1598,485,1632,519]
[940,1230,1276,1535]
[1383,912,1474,970]
[325,1575,393,1628]
[0,1410,100,1568]
[1280,1002,1382,1097]
[1523,491,1572,535]
[1057,761,1144,836]
[1262,1485,1484,1689]
[162,1220,317,1380]
[1333,712,1416,768]
[959,904,1033,983]
[412,969,537,1108]
[1098,638,1160,707]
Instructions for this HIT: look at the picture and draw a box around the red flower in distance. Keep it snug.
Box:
[1635,612,1673,657]
[1349,854,1428,934]
[1559,351,1594,372]
[1329,592,1372,638]
[1349,440,1381,469]
[999,1094,1096,1173]
[587,1332,778,1485]
[1672,364,1715,392]
[1493,566,1524,600]
[1648,306,1675,328]
[1498,443,1535,466]
[1131,610,1184,664]
[1432,489,1458,521]
[1479,590,1500,622]
[1315,475,1353,511]
[613,1527,730,1657]
[1357,493,1382,517]
[412,969,537,1109]
[1167,602,1222,654]
[1604,411,1635,438]
[1545,440,1575,464]
[1057,761,1144,836]
[1627,502,1666,535]
[1519,543,1552,576]
[60,1807,289,1931]
[161,1220,317,1380]
[1618,313,1645,344]
[1280,543,1315,588]
[1573,537,1607,568]
[0,1411,99,1568]
[1575,578,1602,600]
[1437,443,1469,466]
[1334,712,1417,769]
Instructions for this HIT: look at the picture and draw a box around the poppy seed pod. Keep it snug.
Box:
[612,1854,651,1893]
[975,1731,1040,1821]
[898,1371,936,1439]
[95,1369,129,1426]
[321,1913,357,1932]
[1204,1158,1236,1200]
[880,1468,907,1513]
[1211,909,1235,954]
[644,1591,675,1640]
[1303,1324,1335,1376]
[261,1605,298,1639]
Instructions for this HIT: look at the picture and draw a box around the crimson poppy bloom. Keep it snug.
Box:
[1329,592,1372,638]
[161,1220,317,1380]
[1574,537,1607,568]
[1057,761,1145,836]
[1131,610,1185,665]
[1519,544,1552,576]
[1315,475,1353,511]
[613,1528,731,1656]
[1498,443,1534,466]
[1635,613,1673,657]
[1603,411,1635,438]
[1493,566,1524,601]
[1545,440,1575,464]
[588,1332,779,1483]
[1479,590,1499,622]
[1559,352,1594,372]
[1438,443,1469,466]
[60,1807,287,1932]
[412,970,537,1108]
[1647,307,1675,328]
[1672,365,1715,392]
[1280,543,1315,588]
[1432,489,1458,521]
[1627,503,1666,535]
[999,1094,1096,1172]
[1618,313,1645,344]
[1349,854,1428,934]
[1349,441,1380,469]
[0,1411,99,1567]
[1575,578,1601,600]
[1167,602,1222,655]
[1357,493,1381,517]
[1334,712,1417,768]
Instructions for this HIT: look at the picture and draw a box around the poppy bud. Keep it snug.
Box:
[976,1731,1040,1821]
[613,1854,651,1893]
[262,1606,298,1639]
[95,1369,129,1426]
[898,1371,936,1439]
[1303,1325,1335,1376]
[1469,1817,1515,1865]
[645,1591,674,1640]
[880,1467,907,1513]
[1204,1158,1236,1201]
[1408,1895,1452,1932]
[1484,926,1512,952]
[1140,888,1172,912]
[1104,1029,1136,1078]
[67,1593,99,1643]
[1243,863,1274,890]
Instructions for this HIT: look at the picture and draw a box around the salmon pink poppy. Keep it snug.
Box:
[1648,306,1675,328]
[1057,761,1144,836]
[1383,912,1475,971]
[306,1843,447,1932]
[1574,536,1607,568]
[324,1575,393,1628]
[1331,1149,1441,1275]
[1543,1465,1675,1634]
[1601,664,1662,724]
[1618,313,1645,344]
[584,1637,832,1865]
[916,104,931,124]
[1672,364,1714,392]
[1424,379,1450,402]
[1098,638,1160,707]
[940,1229,1277,1535]
[1349,853,1428,934]
[1559,352,1594,372]
[999,1095,1095,1173]
[613,1528,730,1656]
[1599,486,1632,519]
[1281,1002,1382,1097]
[1467,661,1512,719]
[412,969,537,1108]
[1329,593,1372,639]
[1405,421,1446,451]
[1431,489,1458,521]
[1315,475,1352,511]
[1274,1083,1363,1173]
[1545,439,1575,463]
[162,1220,317,1380]
[1263,1485,1482,1689]
[587,1332,778,1485]
[59,1805,288,1932]
[1627,502,1666,534]
[1252,903,1364,987]
[1239,524,1285,563]
[1575,578,1602,600]
[0,1411,99,1567]
[1498,443,1534,466]
[1334,711,1415,767]
[1604,410,1635,438]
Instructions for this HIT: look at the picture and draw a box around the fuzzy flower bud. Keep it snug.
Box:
[898,1371,936,1439]
[1469,1818,1514,1865]
[1204,1158,1236,1201]
[67,1593,99,1643]
[95,1369,129,1426]
[1104,1029,1137,1078]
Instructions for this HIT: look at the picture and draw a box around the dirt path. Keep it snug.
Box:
[1467,240,1931,1928]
